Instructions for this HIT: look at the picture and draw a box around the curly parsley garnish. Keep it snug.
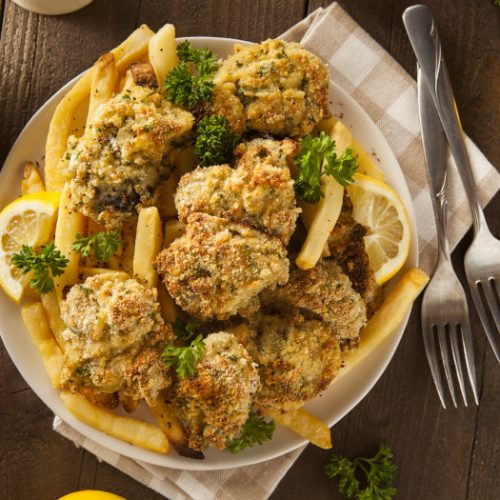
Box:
[162,334,205,378]
[195,115,240,166]
[164,40,218,108]
[72,230,122,263]
[172,318,201,342]
[294,131,357,203]
[324,443,397,499]
[12,243,68,294]
[226,413,275,453]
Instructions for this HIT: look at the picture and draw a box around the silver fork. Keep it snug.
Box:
[416,66,478,408]
[404,5,500,363]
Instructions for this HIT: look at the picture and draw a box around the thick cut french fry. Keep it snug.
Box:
[148,394,203,459]
[163,219,185,248]
[269,409,332,449]
[21,302,63,389]
[45,25,154,191]
[133,207,162,287]
[21,162,45,194]
[53,184,86,304]
[60,391,169,454]
[79,267,129,280]
[157,173,178,219]
[87,52,118,126]
[338,268,429,378]
[40,290,67,349]
[148,24,178,86]
[157,283,177,323]
[121,220,136,275]
[351,139,385,181]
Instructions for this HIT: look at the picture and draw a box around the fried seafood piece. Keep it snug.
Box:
[210,39,329,137]
[59,273,175,408]
[155,213,289,320]
[61,82,194,228]
[328,208,381,314]
[261,260,366,341]
[171,332,260,451]
[229,313,342,414]
[175,138,300,243]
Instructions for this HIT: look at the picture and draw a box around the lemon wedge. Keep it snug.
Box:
[346,173,411,285]
[0,192,61,302]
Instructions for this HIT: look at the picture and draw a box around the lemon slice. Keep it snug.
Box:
[346,173,411,285]
[0,192,61,302]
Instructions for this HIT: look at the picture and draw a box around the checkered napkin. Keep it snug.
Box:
[53,3,500,499]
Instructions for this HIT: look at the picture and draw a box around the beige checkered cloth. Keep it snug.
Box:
[54,3,500,499]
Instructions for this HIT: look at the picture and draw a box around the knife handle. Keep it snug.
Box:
[403,4,486,233]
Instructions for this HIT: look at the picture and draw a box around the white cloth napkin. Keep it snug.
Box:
[54,3,500,499]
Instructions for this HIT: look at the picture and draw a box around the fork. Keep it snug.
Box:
[416,66,478,408]
[404,5,500,364]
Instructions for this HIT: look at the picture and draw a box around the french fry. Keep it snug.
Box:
[87,52,118,126]
[121,220,136,275]
[133,207,162,287]
[148,394,203,459]
[53,183,86,304]
[60,391,169,454]
[163,219,185,248]
[21,302,63,389]
[269,408,332,449]
[338,268,429,378]
[21,162,45,194]
[157,172,178,219]
[296,121,352,270]
[45,25,154,191]
[148,24,178,86]
[157,283,177,323]
[351,139,385,181]
[40,291,67,349]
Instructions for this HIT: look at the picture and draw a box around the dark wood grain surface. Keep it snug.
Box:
[0,1,498,499]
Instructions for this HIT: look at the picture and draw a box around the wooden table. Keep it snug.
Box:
[0,1,498,498]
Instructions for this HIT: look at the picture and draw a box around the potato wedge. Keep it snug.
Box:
[60,391,169,454]
[21,302,63,389]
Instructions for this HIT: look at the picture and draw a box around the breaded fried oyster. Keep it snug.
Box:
[262,260,367,342]
[62,79,194,228]
[230,313,342,414]
[155,213,289,320]
[175,138,300,243]
[60,273,175,409]
[172,332,260,451]
[211,39,329,137]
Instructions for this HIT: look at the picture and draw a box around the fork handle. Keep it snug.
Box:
[403,5,487,234]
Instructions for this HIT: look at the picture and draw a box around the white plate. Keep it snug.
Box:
[0,37,418,470]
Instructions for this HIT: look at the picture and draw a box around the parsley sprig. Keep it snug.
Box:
[164,41,218,108]
[226,413,275,453]
[72,230,122,263]
[162,334,206,378]
[172,318,201,342]
[195,115,240,166]
[294,131,357,203]
[324,443,397,499]
[12,243,68,294]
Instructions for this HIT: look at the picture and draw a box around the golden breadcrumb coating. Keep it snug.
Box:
[60,273,174,407]
[172,332,260,450]
[175,138,300,243]
[155,213,289,320]
[211,39,329,137]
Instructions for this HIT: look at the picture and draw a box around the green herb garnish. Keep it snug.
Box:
[294,131,357,203]
[324,443,397,499]
[72,230,122,262]
[12,243,68,294]
[195,115,240,166]
[162,334,205,378]
[164,40,218,108]
[172,318,201,342]
[226,413,275,453]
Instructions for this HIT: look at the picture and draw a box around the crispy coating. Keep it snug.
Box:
[328,207,382,314]
[172,332,260,450]
[62,84,194,228]
[175,138,300,243]
[211,39,329,137]
[229,313,341,414]
[155,213,289,320]
[60,273,174,407]
[261,260,367,341]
